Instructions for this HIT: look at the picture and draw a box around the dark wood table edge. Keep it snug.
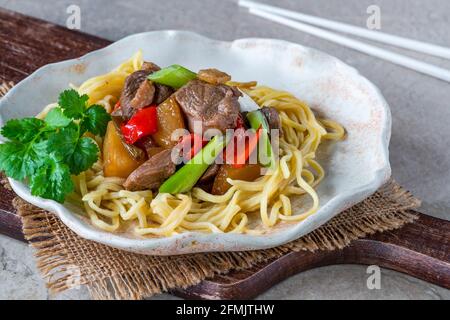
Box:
[173,212,450,299]
[4,195,449,298]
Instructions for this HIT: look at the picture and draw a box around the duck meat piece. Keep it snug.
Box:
[197,68,231,85]
[142,61,174,104]
[136,136,170,158]
[141,62,174,104]
[197,163,220,184]
[115,62,173,120]
[135,135,159,158]
[141,61,161,73]
[261,106,282,135]
[123,148,176,191]
[194,163,220,193]
[153,84,174,105]
[175,80,241,134]
[118,70,155,120]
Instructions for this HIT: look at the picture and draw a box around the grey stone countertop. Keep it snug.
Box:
[0,0,449,300]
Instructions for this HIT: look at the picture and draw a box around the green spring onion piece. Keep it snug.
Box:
[159,135,229,194]
[147,64,197,89]
[246,110,276,169]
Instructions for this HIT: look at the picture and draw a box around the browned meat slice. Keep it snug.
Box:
[197,68,231,85]
[123,149,176,191]
[141,61,161,73]
[198,163,220,184]
[135,135,159,158]
[154,84,174,105]
[175,80,242,134]
[142,61,174,104]
[136,136,170,158]
[146,147,166,158]
[261,106,282,136]
[119,70,155,120]
[115,61,173,120]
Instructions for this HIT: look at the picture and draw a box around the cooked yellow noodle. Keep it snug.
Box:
[36,51,143,119]
[54,53,345,236]
[78,50,144,105]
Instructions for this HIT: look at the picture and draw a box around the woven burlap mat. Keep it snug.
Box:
[0,82,420,300]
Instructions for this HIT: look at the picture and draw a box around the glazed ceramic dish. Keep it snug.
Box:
[0,31,391,255]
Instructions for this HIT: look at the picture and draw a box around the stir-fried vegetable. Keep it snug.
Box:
[151,97,186,147]
[224,127,263,169]
[246,110,276,168]
[103,122,145,178]
[212,164,262,195]
[121,106,158,144]
[178,133,207,162]
[159,135,229,194]
[197,68,231,85]
[111,117,146,161]
[147,64,197,89]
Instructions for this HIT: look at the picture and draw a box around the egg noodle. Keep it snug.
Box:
[40,51,345,236]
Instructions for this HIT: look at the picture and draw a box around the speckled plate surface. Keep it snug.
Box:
[0,31,391,255]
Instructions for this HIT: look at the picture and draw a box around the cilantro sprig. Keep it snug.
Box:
[0,89,111,203]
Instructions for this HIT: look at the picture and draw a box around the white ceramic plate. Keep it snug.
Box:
[0,31,391,255]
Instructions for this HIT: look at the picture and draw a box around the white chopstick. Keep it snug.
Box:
[246,8,450,83]
[239,0,450,60]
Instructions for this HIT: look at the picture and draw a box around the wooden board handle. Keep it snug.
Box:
[175,212,450,299]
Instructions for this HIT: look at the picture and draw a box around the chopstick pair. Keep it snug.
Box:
[239,0,450,83]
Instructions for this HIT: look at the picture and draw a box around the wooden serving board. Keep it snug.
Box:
[0,8,449,299]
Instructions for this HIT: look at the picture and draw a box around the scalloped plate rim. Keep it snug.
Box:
[0,30,391,255]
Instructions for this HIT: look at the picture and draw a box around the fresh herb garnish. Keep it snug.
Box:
[0,89,111,203]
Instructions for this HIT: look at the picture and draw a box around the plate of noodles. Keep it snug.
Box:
[0,31,391,255]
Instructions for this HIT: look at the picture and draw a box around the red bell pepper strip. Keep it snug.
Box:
[233,126,262,168]
[235,114,245,129]
[178,133,207,162]
[159,135,229,194]
[223,126,263,169]
[121,106,158,144]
